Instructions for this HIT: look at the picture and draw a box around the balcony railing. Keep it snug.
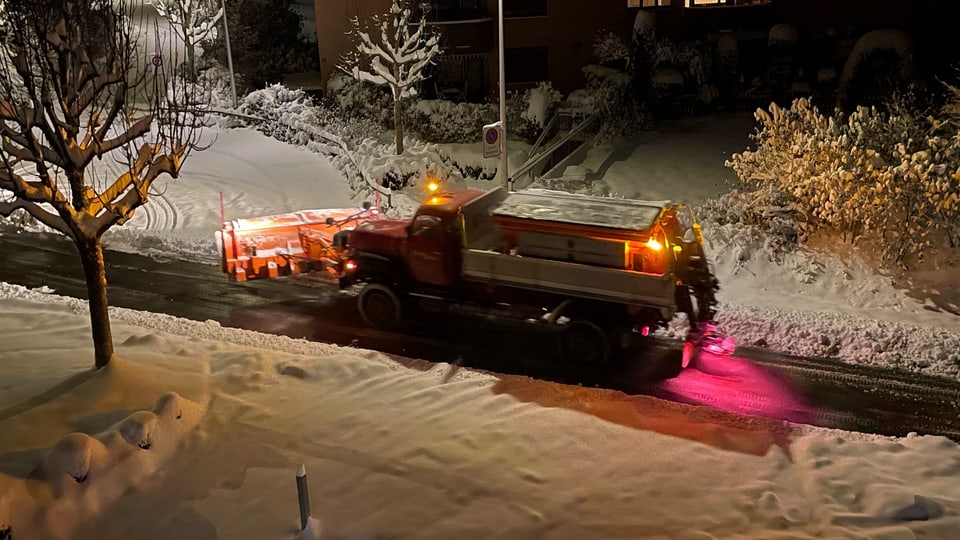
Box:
[422,0,489,22]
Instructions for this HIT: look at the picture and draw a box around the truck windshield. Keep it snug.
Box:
[411,214,443,239]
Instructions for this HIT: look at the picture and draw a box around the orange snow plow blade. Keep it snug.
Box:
[216,207,382,282]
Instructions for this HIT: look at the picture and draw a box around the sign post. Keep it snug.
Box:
[482,122,503,159]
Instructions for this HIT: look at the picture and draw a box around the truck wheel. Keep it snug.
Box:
[358,284,402,329]
[561,320,610,365]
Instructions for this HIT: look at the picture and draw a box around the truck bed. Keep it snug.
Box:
[461,248,676,315]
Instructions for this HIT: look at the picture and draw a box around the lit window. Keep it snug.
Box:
[686,0,771,6]
[628,0,670,7]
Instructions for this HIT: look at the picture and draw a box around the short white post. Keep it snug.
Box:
[296,464,311,530]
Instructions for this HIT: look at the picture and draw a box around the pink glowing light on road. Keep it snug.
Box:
[658,351,813,424]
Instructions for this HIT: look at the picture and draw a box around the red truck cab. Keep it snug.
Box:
[346,189,487,288]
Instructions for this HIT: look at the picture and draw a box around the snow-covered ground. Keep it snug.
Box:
[102,128,355,260]
[2,283,959,540]
[3,105,960,538]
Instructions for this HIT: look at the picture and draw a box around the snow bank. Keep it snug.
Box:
[3,289,960,539]
[0,352,208,540]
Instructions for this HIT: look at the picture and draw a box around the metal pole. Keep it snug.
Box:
[221,0,238,108]
[296,464,311,530]
[497,0,510,191]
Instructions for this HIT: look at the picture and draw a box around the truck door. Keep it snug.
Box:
[407,213,456,286]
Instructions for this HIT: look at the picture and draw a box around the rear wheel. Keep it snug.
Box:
[560,320,610,365]
[358,283,402,329]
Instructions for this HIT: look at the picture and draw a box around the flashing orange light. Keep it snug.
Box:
[646,237,663,251]
[426,180,440,192]
[429,196,441,205]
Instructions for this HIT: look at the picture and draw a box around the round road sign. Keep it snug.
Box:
[485,127,499,145]
[151,55,163,67]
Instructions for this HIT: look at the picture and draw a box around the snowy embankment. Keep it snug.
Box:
[2,282,960,539]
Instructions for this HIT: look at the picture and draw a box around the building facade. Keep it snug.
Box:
[315,0,948,102]
[315,0,634,100]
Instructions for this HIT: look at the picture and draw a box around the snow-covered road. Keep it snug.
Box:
[99,128,357,260]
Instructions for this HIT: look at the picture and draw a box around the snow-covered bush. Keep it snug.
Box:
[594,30,630,68]
[697,185,807,260]
[506,82,563,142]
[841,48,909,110]
[403,99,496,143]
[238,84,319,145]
[653,39,708,86]
[727,97,960,266]
[357,138,464,191]
[582,64,651,142]
[325,74,393,128]
[196,63,242,117]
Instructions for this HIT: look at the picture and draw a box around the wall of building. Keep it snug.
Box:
[315,0,949,99]
[315,0,393,88]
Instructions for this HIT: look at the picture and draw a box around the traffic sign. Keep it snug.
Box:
[151,55,163,67]
[482,122,502,158]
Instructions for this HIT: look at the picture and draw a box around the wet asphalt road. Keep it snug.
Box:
[2,231,960,440]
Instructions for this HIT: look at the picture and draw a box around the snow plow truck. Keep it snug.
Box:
[216,187,726,365]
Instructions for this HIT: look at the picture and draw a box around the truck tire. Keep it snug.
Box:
[560,320,610,365]
[358,283,402,329]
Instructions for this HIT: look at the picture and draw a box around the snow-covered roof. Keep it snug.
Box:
[494,189,667,231]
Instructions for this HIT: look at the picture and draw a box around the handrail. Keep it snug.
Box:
[511,113,599,181]
[528,112,559,159]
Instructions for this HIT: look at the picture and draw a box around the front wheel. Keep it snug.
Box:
[358,283,402,329]
[560,320,610,365]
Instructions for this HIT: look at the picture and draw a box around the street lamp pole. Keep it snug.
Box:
[497,0,510,191]
[221,0,238,108]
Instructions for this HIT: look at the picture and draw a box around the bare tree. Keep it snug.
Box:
[339,0,441,155]
[0,0,207,368]
[149,0,223,82]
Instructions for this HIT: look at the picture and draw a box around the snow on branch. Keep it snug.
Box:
[148,0,223,44]
[339,0,441,101]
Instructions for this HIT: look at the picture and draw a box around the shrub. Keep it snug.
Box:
[593,30,630,69]
[404,99,497,143]
[506,82,563,142]
[583,64,651,142]
[727,96,960,267]
[324,74,393,129]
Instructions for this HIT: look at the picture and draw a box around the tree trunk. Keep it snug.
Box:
[394,97,403,155]
[76,236,114,368]
[185,36,196,83]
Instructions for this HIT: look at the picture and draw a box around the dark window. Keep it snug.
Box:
[503,0,548,18]
[505,47,548,83]
[435,54,486,102]
[629,0,670,7]
[424,0,485,21]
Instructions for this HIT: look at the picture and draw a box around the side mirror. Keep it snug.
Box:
[325,217,335,226]
[362,201,372,211]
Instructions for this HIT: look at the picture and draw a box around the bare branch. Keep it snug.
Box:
[0,198,75,239]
